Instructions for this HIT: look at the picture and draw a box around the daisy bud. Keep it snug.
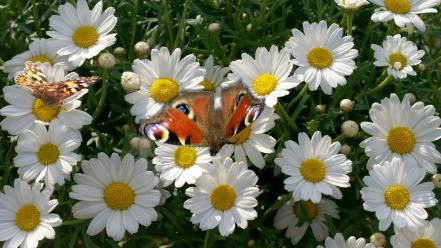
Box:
[247,240,255,247]
[230,42,237,48]
[240,13,248,20]
[315,104,326,113]
[130,137,141,149]
[134,41,150,56]
[340,99,354,112]
[121,72,141,92]
[208,22,221,34]
[122,124,130,133]
[404,92,416,104]
[138,137,151,150]
[98,52,116,69]
[417,63,426,71]
[432,174,441,188]
[113,47,125,57]
[195,15,203,24]
[246,23,252,32]
[370,232,386,247]
[340,144,351,155]
[341,120,359,138]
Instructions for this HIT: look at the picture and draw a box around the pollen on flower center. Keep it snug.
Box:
[227,126,252,145]
[32,98,60,122]
[387,126,415,154]
[31,55,53,65]
[307,47,333,69]
[293,200,318,221]
[384,185,409,210]
[252,74,278,96]
[411,238,436,248]
[389,52,407,70]
[37,143,60,166]
[72,25,99,49]
[300,158,326,183]
[150,78,179,103]
[200,80,215,91]
[210,184,237,211]
[103,182,135,210]
[384,0,411,14]
[173,146,197,169]
[15,204,41,232]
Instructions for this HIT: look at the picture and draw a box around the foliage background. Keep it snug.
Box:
[0,0,440,247]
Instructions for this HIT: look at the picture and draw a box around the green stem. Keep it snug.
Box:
[92,72,108,121]
[370,75,392,93]
[129,0,139,60]
[346,13,353,36]
[203,229,214,248]
[31,0,43,37]
[173,0,189,49]
[276,102,298,130]
[287,84,308,110]
[0,57,4,66]
[261,194,291,220]
[386,22,394,35]
[427,55,441,67]
[162,0,174,47]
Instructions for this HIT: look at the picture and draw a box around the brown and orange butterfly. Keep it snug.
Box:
[15,61,99,107]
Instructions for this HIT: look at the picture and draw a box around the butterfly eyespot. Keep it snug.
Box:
[172,101,195,120]
[142,124,169,143]
[245,104,263,126]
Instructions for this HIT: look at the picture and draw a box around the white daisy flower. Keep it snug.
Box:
[152,143,214,188]
[275,131,352,203]
[360,93,441,173]
[14,120,81,188]
[47,0,117,66]
[335,0,369,11]
[184,156,259,237]
[285,20,358,95]
[0,179,61,248]
[369,0,441,32]
[371,34,425,79]
[227,45,300,107]
[70,153,161,241]
[360,158,437,231]
[2,38,74,79]
[318,233,376,248]
[218,106,278,168]
[124,47,205,123]
[390,218,441,247]
[200,55,229,92]
[0,63,92,135]
[274,198,340,245]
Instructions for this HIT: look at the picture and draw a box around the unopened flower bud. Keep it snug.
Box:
[208,22,221,34]
[404,92,416,104]
[122,124,130,133]
[370,232,386,247]
[121,72,141,92]
[98,52,116,69]
[340,99,354,112]
[130,137,141,149]
[417,63,426,71]
[432,174,441,188]
[341,120,359,138]
[246,23,252,32]
[113,47,125,57]
[139,137,151,150]
[315,104,326,113]
[134,41,150,56]
[340,144,351,155]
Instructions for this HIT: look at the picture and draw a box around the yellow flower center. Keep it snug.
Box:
[387,126,415,155]
[32,98,60,122]
[200,80,215,91]
[37,143,60,166]
[210,184,237,211]
[227,126,252,145]
[173,146,197,169]
[384,185,409,210]
[384,0,411,14]
[149,78,179,103]
[103,182,135,210]
[388,52,407,70]
[300,158,326,183]
[31,55,53,64]
[72,25,99,49]
[307,47,333,69]
[15,204,41,232]
[292,200,318,221]
[252,74,278,96]
[411,238,436,248]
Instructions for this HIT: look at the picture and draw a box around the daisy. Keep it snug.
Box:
[124,47,205,123]
[275,131,352,203]
[2,38,73,79]
[0,179,61,248]
[0,63,92,135]
[390,218,441,247]
[318,233,376,248]
[274,198,340,245]
[184,156,259,237]
[227,45,300,107]
[360,158,437,231]
[360,93,441,173]
[335,0,369,12]
[371,34,425,79]
[369,0,441,32]
[218,106,278,168]
[47,0,117,66]
[14,120,81,188]
[285,20,358,95]
[70,153,161,241]
[200,55,229,92]
[152,143,214,187]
